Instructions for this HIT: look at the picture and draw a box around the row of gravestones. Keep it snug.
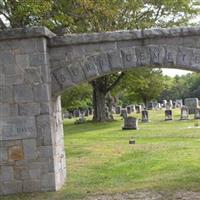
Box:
[122,108,200,130]
[166,107,200,121]
[121,98,200,130]
[116,97,199,117]
[63,108,93,119]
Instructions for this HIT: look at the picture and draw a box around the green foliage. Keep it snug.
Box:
[115,68,165,105]
[61,83,92,111]
[0,0,200,114]
[158,73,200,101]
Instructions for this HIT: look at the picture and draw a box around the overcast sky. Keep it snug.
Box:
[161,68,192,77]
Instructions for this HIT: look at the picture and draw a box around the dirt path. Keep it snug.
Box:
[85,190,200,200]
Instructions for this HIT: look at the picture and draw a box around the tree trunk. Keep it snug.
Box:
[92,80,107,122]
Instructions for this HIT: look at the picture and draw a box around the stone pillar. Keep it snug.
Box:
[0,28,66,195]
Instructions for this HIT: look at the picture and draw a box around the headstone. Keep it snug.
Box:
[130,105,135,112]
[147,102,153,110]
[169,100,173,107]
[120,108,128,119]
[162,100,167,107]
[175,99,183,108]
[126,106,132,114]
[88,107,93,115]
[180,106,189,120]
[184,98,199,114]
[142,110,149,122]
[73,109,80,117]
[155,103,161,110]
[63,111,69,118]
[166,102,172,110]
[111,107,116,114]
[165,110,172,120]
[115,106,121,114]
[68,112,73,119]
[122,117,138,130]
[135,105,141,113]
[74,114,86,124]
[194,108,200,119]
[173,102,176,109]
[84,109,89,117]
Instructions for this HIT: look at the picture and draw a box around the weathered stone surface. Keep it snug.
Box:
[1,117,36,140]
[14,84,33,103]
[0,86,13,103]
[180,106,189,120]
[82,57,100,80]
[15,54,29,69]
[107,50,123,71]
[33,84,50,102]
[36,115,52,145]
[1,181,22,195]
[0,147,8,162]
[165,110,173,120]
[194,108,200,119]
[120,47,137,68]
[67,62,86,83]
[191,49,200,70]
[184,98,199,114]
[53,67,74,89]
[122,117,138,130]
[24,68,41,84]
[92,53,110,73]
[1,166,14,181]
[23,139,37,160]
[18,103,40,116]
[29,53,46,67]
[23,180,41,192]
[0,103,18,117]
[135,47,151,66]
[149,45,165,65]
[177,47,193,68]
[8,145,24,161]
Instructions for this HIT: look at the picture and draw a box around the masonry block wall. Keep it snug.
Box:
[0,28,66,195]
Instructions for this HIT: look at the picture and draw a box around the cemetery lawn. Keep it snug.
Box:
[3,109,200,200]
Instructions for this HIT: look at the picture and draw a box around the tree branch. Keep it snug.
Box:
[105,72,125,93]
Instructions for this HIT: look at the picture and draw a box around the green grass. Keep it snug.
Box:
[3,109,200,200]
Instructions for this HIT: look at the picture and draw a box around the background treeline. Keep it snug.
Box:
[61,69,200,111]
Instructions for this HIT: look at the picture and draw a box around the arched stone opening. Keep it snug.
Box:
[0,26,200,195]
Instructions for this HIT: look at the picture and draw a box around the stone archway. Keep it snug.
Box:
[0,26,200,195]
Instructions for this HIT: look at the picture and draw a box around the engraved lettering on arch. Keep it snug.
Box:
[191,49,200,69]
[59,74,66,83]
[85,62,96,72]
[177,47,193,67]
[192,51,200,64]
[82,56,99,79]
[120,47,136,68]
[149,46,165,65]
[70,66,79,77]
[164,46,178,65]
[93,53,110,73]
[166,52,174,63]
[194,55,200,64]
[107,50,122,70]
[67,62,87,83]
[149,46,160,64]
[135,47,150,66]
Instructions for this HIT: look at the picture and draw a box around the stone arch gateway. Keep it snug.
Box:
[1,26,200,195]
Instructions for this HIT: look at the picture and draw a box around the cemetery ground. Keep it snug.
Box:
[2,109,200,200]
